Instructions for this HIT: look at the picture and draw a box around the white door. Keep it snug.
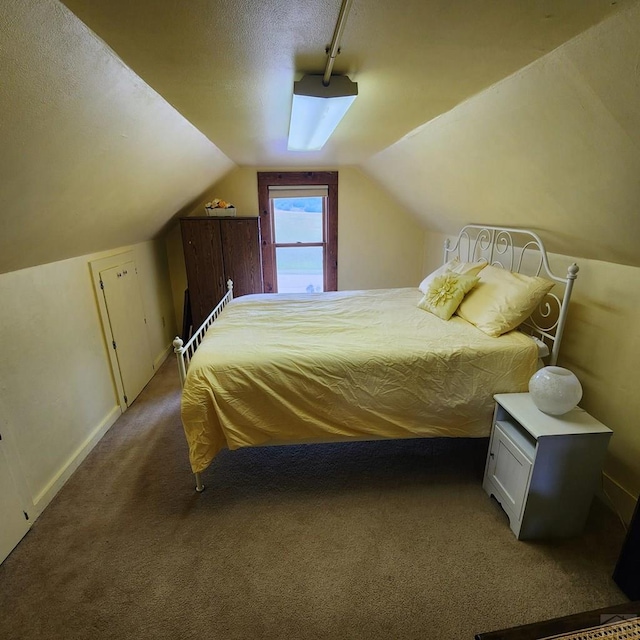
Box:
[0,436,30,564]
[100,261,154,407]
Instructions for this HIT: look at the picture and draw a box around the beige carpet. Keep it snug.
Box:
[0,358,629,640]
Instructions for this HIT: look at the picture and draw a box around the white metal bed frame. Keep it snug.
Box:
[443,224,578,367]
[173,281,235,491]
[173,225,578,492]
[173,279,234,388]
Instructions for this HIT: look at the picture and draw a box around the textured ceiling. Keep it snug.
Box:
[60,0,630,166]
[3,0,637,276]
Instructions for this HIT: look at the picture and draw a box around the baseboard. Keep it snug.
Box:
[599,472,638,527]
[31,405,122,519]
[154,342,174,371]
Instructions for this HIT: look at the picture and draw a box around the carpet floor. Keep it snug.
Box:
[0,358,629,640]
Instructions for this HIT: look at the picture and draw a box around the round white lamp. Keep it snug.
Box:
[529,366,583,416]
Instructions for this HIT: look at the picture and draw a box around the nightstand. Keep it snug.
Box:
[483,393,612,540]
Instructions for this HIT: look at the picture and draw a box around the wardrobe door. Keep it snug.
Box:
[220,218,263,297]
[181,218,225,328]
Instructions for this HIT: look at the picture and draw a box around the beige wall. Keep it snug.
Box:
[0,239,176,517]
[558,256,640,522]
[424,231,640,522]
[167,166,426,330]
[363,1,640,270]
[1,0,235,276]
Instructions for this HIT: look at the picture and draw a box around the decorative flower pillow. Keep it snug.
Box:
[419,258,487,294]
[417,272,480,320]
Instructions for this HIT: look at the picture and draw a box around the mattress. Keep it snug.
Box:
[181,288,539,473]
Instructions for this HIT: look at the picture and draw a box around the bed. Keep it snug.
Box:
[173,225,579,491]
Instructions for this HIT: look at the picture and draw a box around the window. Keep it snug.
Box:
[272,188,325,293]
[257,172,338,294]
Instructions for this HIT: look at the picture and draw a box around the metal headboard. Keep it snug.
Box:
[443,225,579,366]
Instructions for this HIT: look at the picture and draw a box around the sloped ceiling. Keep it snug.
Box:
[2,0,638,275]
[363,2,640,268]
[0,0,235,275]
[60,0,629,166]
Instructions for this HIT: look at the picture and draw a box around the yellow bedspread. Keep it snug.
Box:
[181,288,538,473]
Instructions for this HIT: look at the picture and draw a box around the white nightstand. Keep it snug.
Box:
[483,393,612,540]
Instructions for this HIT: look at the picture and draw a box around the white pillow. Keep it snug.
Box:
[419,258,487,294]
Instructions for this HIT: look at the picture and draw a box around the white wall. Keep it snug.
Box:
[0,238,176,517]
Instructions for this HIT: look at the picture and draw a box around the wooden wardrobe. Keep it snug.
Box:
[181,216,263,330]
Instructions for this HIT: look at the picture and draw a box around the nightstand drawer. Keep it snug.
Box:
[486,421,533,521]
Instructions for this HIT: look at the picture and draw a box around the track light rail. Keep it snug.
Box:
[323,0,354,86]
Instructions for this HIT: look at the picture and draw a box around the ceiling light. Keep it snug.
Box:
[287,74,358,151]
[287,0,356,152]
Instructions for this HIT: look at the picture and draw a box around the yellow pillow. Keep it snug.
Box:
[418,258,487,294]
[456,265,554,337]
[417,272,480,321]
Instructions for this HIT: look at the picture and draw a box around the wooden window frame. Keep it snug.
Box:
[257,171,338,293]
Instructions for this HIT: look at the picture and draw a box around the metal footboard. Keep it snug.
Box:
[173,280,234,387]
[173,280,234,493]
